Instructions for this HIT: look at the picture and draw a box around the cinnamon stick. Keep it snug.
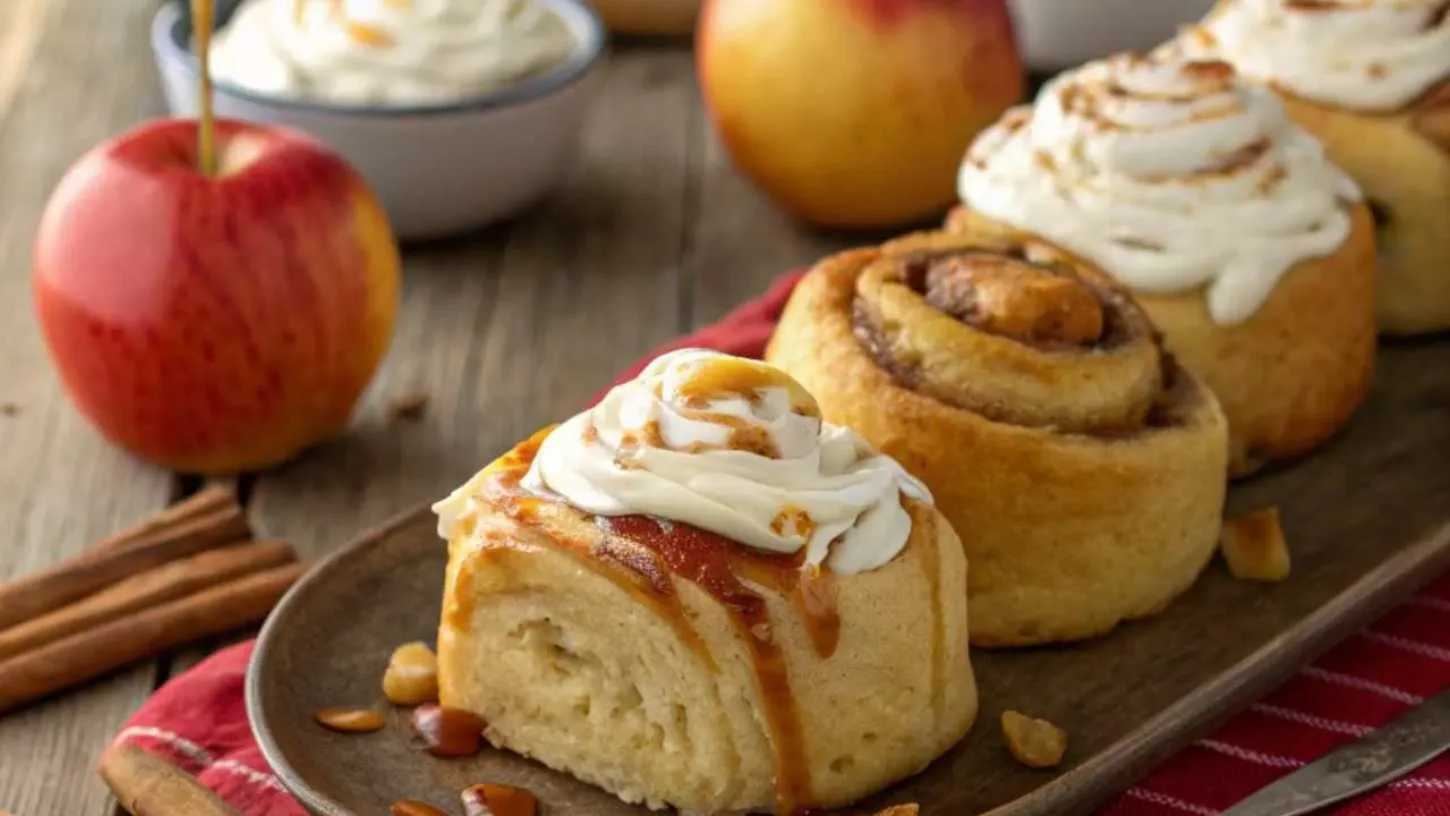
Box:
[0,506,250,632]
[0,562,304,714]
[94,486,242,552]
[100,743,241,816]
[0,540,294,661]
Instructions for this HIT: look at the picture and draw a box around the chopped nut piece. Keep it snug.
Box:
[314,707,385,733]
[1221,506,1291,582]
[1001,710,1068,769]
[383,641,439,706]
[412,703,486,758]
[389,393,429,422]
[876,806,920,816]
[462,783,539,816]
[390,801,449,816]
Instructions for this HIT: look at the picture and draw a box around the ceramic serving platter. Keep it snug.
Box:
[248,339,1450,816]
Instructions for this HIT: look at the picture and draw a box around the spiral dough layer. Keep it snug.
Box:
[767,226,1231,646]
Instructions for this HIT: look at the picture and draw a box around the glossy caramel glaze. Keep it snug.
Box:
[672,355,821,418]
[462,429,869,814]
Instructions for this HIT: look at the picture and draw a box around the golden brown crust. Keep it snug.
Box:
[437,440,975,813]
[1270,89,1450,334]
[766,228,1230,647]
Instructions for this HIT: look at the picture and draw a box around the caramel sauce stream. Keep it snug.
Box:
[469,434,836,814]
[190,0,217,176]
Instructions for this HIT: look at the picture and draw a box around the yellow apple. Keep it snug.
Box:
[698,0,1024,230]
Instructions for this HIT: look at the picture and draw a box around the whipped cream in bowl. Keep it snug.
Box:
[1185,0,1450,112]
[209,0,579,108]
[441,350,933,575]
[151,0,605,238]
[958,48,1362,325]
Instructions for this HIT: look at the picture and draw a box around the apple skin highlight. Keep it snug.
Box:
[33,118,401,475]
[697,0,1022,229]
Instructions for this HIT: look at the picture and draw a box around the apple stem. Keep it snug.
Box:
[191,0,218,177]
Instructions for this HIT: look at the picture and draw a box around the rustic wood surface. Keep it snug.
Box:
[0,4,853,813]
[4,3,1448,816]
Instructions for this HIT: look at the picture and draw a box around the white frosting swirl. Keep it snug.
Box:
[1188,0,1450,111]
[515,349,931,575]
[958,50,1362,325]
[209,0,576,107]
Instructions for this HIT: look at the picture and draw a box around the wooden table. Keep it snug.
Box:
[0,3,853,812]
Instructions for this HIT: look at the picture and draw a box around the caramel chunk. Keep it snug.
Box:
[462,783,539,816]
[412,704,486,758]
[314,707,385,733]
[925,255,1104,346]
[1221,506,1290,582]
[383,641,439,706]
[876,806,921,816]
[1001,710,1068,769]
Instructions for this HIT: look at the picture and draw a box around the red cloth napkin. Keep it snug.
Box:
[113,272,1450,816]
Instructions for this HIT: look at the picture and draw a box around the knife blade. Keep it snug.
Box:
[1222,686,1450,816]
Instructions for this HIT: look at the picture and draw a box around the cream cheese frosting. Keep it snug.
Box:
[1187,0,1450,111]
[209,0,576,107]
[957,50,1362,325]
[484,349,932,575]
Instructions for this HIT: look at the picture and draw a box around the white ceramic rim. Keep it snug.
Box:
[151,0,607,118]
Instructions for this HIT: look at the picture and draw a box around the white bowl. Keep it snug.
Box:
[151,0,606,240]
[1009,0,1215,72]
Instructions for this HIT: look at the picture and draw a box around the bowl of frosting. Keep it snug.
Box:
[152,0,606,239]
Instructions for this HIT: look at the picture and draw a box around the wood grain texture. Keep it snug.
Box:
[245,339,1450,816]
[248,49,701,557]
[684,87,859,326]
[0,1,173,814]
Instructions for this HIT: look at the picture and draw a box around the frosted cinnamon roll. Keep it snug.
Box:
[766,228,1230,647]
[1181,0,1450,333]
[951,49,1377,474]
[433,350,974,815]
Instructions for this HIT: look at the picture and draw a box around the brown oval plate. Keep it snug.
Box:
[247,507,656,816]
[249,343,1450,816]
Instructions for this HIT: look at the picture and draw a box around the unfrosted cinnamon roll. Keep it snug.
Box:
[1182,0,1450,334]
[433,350,974,815]
[766,228,1230,647]
[951,48,1377,474]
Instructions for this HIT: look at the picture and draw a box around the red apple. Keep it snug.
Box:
[33,118,401,475]
[698,0,1024,229]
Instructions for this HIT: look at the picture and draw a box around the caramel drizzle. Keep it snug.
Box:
[472,437,836,814]
[291,0,396,47]
[674,357,821,419]
[614,412,782,461]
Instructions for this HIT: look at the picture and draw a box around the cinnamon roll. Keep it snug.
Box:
[951,48,1377,474]
[433,351,974,815]
[765,228,1230,647]
[1182,0,1450,334]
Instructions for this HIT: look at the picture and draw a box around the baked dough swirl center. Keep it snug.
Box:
[852,233,1167,434]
